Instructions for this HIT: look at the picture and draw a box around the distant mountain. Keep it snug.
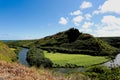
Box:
[0,41,17,62]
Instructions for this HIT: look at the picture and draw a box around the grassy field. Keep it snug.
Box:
[44,51,108,67]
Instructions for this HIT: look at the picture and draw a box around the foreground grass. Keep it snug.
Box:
[0,60,89,80]
[44,51,108,67]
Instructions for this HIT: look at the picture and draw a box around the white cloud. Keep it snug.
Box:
[96,15,120,37]
[93,10,100,15]
[80,1,92,9]
[101,15,120,26]
[59,17,68,25]
[72,16,83,26]
[82,22,94,29]
[70,10,82,16]
[94,0,120,14]
[85,14,92,20]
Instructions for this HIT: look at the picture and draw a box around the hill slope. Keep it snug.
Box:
[0,41,17,62]
[6,28,119,56]
[99,37,120,48]
[33,28,119,56]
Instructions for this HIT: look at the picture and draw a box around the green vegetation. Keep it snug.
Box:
[2,28,120,80]
[85,66,120,80]
[44,51,108,67]
[100,37,120,48]
[27,47,53,68]
[6,39,37,48]
[5,28,119,56]
[0,41,17,62]
[34,28,119,56]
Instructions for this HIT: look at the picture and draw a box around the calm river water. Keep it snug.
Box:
[18,48,29,66]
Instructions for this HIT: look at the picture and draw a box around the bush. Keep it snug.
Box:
[27,47,53,68]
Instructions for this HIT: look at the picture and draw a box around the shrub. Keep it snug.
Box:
[85,66,120,80]
[27,47,53,68]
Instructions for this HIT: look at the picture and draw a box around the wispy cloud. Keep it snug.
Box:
[70,10,82,16]
[59,17,68,25]
[72,16,83,26]
[0,34,21,40]
[85,14,92,20]
[80,1,92,9]
[82,22,94,29]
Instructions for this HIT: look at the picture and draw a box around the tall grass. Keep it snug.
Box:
[0,60,90,80]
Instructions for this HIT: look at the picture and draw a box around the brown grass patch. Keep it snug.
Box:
[0,61,89,80]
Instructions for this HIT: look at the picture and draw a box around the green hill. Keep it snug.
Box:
[32,28,119,56]
[0,41,17,62]
[6,28,119,56]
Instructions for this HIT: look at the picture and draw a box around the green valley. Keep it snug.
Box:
[44,51,108,67]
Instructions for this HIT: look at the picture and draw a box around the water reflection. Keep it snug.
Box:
[104,53,120,67]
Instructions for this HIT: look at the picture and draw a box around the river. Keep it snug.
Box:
[18,48,120,73]
[18,48,29,66]
[18,48,85,73]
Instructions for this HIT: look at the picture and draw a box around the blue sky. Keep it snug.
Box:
[0,0,120,40]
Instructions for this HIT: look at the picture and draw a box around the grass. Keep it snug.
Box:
[0,41,17,62]
[0,54,12,62]
[0,61,90,80]
[10,48,16,51]
[44,51,108,67]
